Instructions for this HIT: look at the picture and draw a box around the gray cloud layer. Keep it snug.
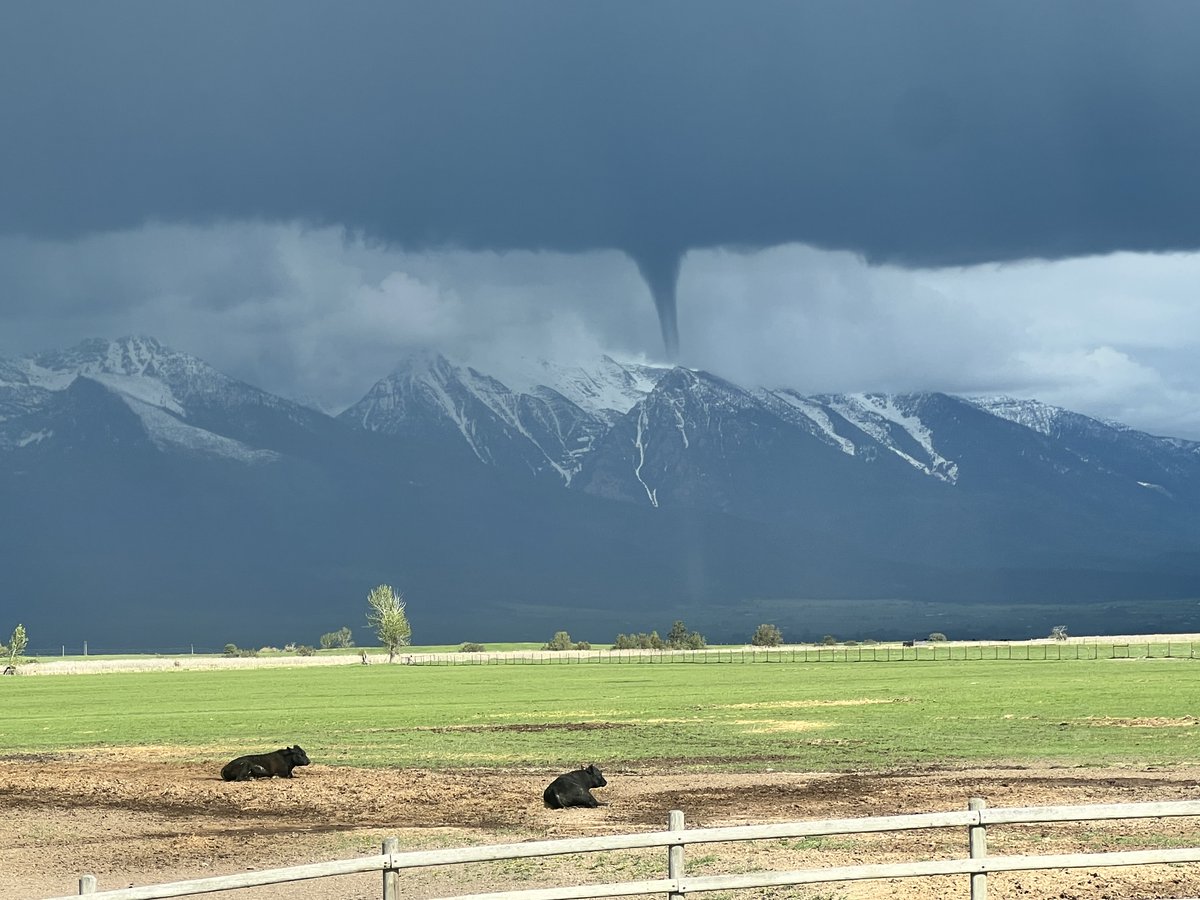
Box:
[4,2,1200,349]
[2,2,1198,437]
[3,225,1198,440]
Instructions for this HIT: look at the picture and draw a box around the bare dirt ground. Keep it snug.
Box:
[4,751,1200,900]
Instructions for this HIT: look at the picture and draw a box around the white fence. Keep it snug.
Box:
[52,798,1200,900]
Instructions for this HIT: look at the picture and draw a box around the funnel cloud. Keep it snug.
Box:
[4,2,1200,357]
[2,2,1200,368]
[632,251,684,360]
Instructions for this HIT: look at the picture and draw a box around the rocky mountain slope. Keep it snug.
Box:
[3,336,1197,649]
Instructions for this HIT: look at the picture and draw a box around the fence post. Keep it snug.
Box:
[78,875,97,894]
[382,837,399,900]
[968,797,987,900]
[668,809,685,900]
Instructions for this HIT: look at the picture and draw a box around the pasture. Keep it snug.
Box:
[4,652,1200,899]
[2,654,1197,768]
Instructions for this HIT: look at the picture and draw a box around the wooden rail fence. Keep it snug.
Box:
[49,797,1200,900]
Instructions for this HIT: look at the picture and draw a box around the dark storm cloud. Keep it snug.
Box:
[3,1,1200,349]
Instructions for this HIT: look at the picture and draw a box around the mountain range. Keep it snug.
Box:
[2,336,1198,650]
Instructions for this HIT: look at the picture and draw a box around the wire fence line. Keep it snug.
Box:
[12,641,1198,675]
[403,641,1200,666]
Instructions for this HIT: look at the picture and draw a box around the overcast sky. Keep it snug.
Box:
[2,1,1199,437]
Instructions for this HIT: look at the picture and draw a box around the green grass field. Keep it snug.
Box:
[1,657,1196,771]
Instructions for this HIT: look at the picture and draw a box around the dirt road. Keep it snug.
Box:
[4,749,1199,899]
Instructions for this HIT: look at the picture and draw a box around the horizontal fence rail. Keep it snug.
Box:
[52,797,1200,900]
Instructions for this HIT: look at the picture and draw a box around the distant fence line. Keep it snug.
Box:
[405,642,1200,666]
[14,641,1199,675]
[51,797,1200,899]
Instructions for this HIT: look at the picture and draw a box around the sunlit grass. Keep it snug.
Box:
[2,657,1197,770]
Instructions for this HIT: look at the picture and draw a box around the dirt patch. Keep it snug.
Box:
[4,755,1200,900]
[1082,716,1200,728]
[720,698,909,709]
[735,719,829,733]
[417,722,633,733]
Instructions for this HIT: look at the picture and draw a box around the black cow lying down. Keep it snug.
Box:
[543,764,608,809]
[221,745,310,782]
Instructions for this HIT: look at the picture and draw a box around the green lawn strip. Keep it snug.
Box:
[1,658,1195,770]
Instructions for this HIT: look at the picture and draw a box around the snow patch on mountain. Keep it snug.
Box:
[488,355,668,422]
[124,395,280,463]
[767,390,858,456]
[633,405,659,507]
[18,429,52,447]
[0,359,52,423]
[88,372,184,415]
[1138,481,1173,497]
[828,393,959,483]
[968,396,1067,435]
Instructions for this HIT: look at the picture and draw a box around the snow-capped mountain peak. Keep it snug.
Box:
[342,351,618,483]
[482,354,670,423]
[967,396,1071,435]
[21,335,237,410]
[1,336,299,462]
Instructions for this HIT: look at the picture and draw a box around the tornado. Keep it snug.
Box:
[633,250,683,361]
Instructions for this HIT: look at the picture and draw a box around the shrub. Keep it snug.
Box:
[295,645,316,656]
[543,631,575,651]
[928,632,948,642]
[460,642,486,653]
[223,643,240,657]
[320,627,355,649]
[574,641,591,651]
[750,623,784,647]
[820,634,837,645]
[612,631,666,650]
[667,620,707,650]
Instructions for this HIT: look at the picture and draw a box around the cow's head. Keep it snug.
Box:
[288,745,311,766]
[584,764,607,787]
